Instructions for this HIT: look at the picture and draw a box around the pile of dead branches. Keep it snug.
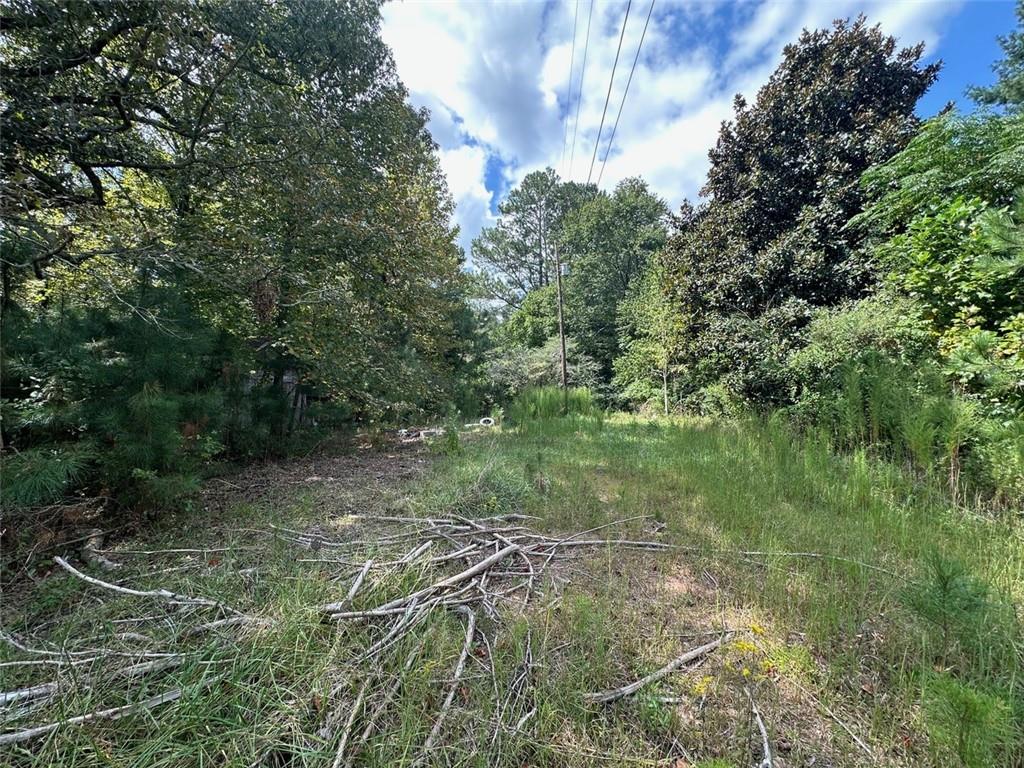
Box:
[1,513,731,764]
[275,513,727,766]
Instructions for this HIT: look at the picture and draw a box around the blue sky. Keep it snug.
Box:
[381,0,1018,254]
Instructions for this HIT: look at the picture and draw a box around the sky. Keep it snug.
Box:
[380,0,1018,255]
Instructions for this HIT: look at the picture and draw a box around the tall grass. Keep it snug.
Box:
[506,386,600,426]
[444,413,1023,764]
[824,354,1021,507]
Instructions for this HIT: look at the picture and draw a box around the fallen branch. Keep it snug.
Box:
[81,529,121,572]
[789,678,874,760]
[183,616,273,638]
[0,677,218,746]
[346,560,374,604]
[322,544,520,615]
[0,657,184,711]
[410,606,476,766]
[538,538,674,552]
[583,635,728,704]
[330,677,369,768]
[344,640,425,768]
[0,683,55,707]
[54,557,240,614]
[746,687,773,768]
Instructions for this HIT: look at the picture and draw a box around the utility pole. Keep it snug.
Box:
[554,241,568,390]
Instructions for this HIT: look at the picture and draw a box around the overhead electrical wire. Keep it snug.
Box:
[567,0,595,181]
[586,0,632,186]
[596,0,655,188]
[559,0,581,176]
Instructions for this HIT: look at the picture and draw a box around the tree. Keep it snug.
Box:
[613,257,681,414]
[560,178,667,374]
[664,16,939,403]
[0,0,474,509]
[856,111,1024,417]
[853,112,1024,236]
[471,169,594,308]
[969,0,1024,112]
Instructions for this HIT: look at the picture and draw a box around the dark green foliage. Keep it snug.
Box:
[704,16,937,248]
[0,445,93,509]
[665,17,937,403]
[643,16,1022,508]
[500,285,559,349]
[3,286,232,510]
[849,113,1024,504]
[560,178,668,374]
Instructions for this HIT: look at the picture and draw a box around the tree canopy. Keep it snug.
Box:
[1,0,470,509]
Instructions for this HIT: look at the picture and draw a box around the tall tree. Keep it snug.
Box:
[0,0,471,508]
[561,178,667,373]
[471,169,594,308]
[664,16,939,403]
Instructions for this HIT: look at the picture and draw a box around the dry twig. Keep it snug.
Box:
[583,635,729,704]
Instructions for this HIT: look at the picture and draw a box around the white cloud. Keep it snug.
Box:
[381,0,963,249]
[436,144,496,256]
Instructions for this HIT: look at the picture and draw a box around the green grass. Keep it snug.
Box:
[2,414,1021,766]
[506,386,600,427]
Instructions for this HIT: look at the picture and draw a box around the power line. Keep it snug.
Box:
[596,0,655,188]
[586,0,632,186]
[567,0,594,181]
[559,0,580,176]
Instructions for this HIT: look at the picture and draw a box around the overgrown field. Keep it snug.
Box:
[2,415,1021,767]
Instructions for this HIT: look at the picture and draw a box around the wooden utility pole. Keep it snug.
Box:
[554,241,568,389]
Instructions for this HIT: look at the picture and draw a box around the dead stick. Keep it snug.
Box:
[537,539,674,552]
[583,635,728,704]
[746,686,773,768]
[1,656,185,710]
[399,541,434,564]
[183,616,273,638]
[410,606,476,766]
[53,557,239,614]
[330,677,369,768]
[321,544,519,614]
[347,560,374,604]
[0,683,55,707]
[789,678,873,759]
[0,677,218,746]
[345,641,424,768]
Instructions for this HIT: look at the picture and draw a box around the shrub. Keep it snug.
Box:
[682,382,747,418]
[781,293,1022,505]
[784,292,932,408]
[0,445,94,510]
[922,673,1014,768]
[484,337,602,403]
